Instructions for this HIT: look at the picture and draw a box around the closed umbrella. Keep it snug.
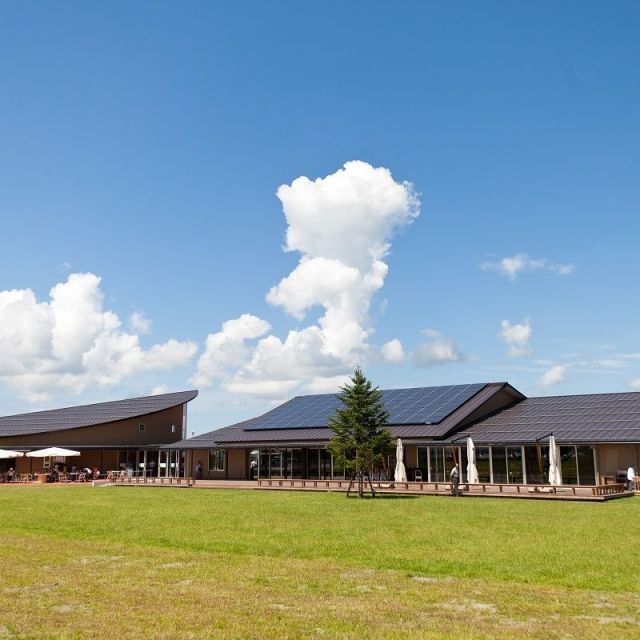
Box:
[548,436,561,485]
[26,447,81,458]
[466,437,479,484]
[0,449,24,459]
[394,438,407,482]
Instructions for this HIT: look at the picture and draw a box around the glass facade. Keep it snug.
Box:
[506,446,523,483]
[576,446,596,485]
[429,447,445,481]
[475,447,491,482]
[246,444,597,484]
[560,445,597,485]
[523,446,547,484]
[209,450,225,472]
[560,446,578,484]
[491,446,507,483]
[417,448,428,480]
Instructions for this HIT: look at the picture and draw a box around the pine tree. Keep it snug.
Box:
[328,367,393,497]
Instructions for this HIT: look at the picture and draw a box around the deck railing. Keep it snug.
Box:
[256,478,628,496]
[111,475,193,486]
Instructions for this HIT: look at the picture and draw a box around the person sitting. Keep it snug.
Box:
[92,467,101,479]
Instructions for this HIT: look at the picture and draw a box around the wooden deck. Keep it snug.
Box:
[109,476,634,501]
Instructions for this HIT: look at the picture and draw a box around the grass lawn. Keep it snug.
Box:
[0,486,638,639]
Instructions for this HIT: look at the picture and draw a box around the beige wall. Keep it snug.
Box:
[405,446,418,471]
[227,449,247,480]
[184,448,248,480]
[596,444,640,481]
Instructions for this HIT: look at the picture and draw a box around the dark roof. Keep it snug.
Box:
[164,383,524,449]
[0,390,198,438]
[462,391,640,444]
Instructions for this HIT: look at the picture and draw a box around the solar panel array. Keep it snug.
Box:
[246,383,487,430]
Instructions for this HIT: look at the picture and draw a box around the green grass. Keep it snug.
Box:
[0,486,639,639]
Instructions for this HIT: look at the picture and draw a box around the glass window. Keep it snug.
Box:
[307,450,320,479]
[417,447,428,481]
[444,447,457,480]
[331,452,345,480]
[491,446,507,484]
[209,450,225,472]
[475,447,491,482]
[291,449,304,479]
[269,449,283,478]
[524,445,547,484]
[138,424,146,432]
[459,447,468,482]
[320,450,332,479]
[576,446,596,485]
[506,446,523,484]
[429,447,444,482]
[249,450,259,480]
[560,446,578,484]
[259,449,269,479]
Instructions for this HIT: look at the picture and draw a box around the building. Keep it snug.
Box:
[0,390,198,476]
[163,382,640,486]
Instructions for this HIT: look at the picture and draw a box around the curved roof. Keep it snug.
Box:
[0,390,198,438]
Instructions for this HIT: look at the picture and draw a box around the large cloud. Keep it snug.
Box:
[193,161,420,398]
[0,273,198,401]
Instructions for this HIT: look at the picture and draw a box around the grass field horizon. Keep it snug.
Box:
[1,486,638,639]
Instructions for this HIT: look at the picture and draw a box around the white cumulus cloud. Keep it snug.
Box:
[481,253,574,281]
[0,273,198,402]
[129,311,152,335]
[381,339,405,363]
[193,161,420,398]
[499,318,533,358]
[412,329,464,368]
[539,364,567,387]
[630,378,640,390]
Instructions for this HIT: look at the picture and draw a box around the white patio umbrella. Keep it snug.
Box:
[394,438,408,482]
[548,435,561,485]
[0,449,24,459]
[466,437,480,484]
[26,447,81,458]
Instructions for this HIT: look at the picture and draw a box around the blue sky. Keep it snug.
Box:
[1,1,639,434]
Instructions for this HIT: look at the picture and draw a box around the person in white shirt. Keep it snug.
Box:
[627,466,636,492]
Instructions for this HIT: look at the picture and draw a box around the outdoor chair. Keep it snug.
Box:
[414,470,423,482]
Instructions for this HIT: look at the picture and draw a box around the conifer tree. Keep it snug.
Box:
[328,367,393,496]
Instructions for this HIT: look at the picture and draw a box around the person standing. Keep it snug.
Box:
[195,460,202,480]
[450,463,460,496]
[627,465,636,492]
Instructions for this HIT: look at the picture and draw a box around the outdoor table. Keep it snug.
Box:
[36,473,49,484]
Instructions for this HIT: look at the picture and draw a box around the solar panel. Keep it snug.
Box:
[246,383,487,430]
